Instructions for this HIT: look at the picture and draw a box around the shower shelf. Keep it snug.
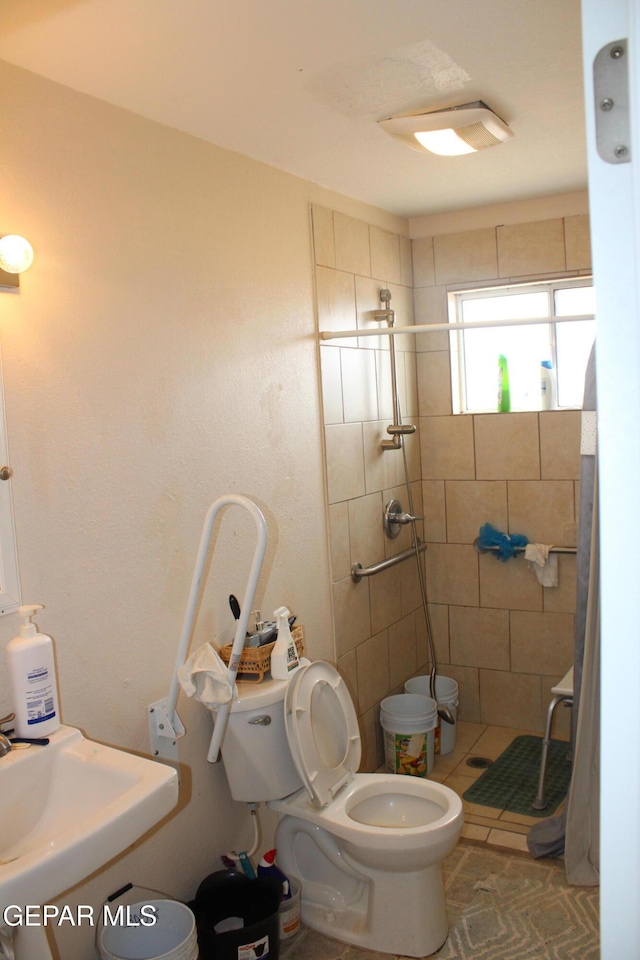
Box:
[351,541,427,582]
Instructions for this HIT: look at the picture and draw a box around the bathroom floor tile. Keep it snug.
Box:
[471,724,540,759]
[499,808,544,826]
[465,813,531,834]
[449,753,490,780]
[461,822,490,842]
[486,827,531,853]
[451,720,487,753]
[444,773,502,819]
[431,749,469,777]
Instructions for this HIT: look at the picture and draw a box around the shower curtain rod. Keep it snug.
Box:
[320,313,595,341]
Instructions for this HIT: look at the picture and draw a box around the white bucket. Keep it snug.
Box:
[380,693,437,777]
[279,877,301,940]
[404,676,459,756]
[97,900,198,960]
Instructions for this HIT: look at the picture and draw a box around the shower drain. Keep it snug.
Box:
[466,756,493,769]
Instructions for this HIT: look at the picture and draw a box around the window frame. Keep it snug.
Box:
[447,276,595,414]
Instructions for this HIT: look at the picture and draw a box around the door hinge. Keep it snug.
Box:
[594,39,631,164]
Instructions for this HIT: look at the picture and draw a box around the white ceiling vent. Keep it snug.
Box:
[379,101,513,156]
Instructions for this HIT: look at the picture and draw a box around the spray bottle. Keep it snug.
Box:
[6,604,60,738]
[257,849,291,899]
[270,606,300,679]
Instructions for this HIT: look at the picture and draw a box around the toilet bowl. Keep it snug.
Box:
[220,660,464,958]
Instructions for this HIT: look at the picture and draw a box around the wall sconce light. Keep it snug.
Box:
[378,101,513,156]
[0,235,34,290]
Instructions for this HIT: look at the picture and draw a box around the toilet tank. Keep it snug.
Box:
[220,676,303,802]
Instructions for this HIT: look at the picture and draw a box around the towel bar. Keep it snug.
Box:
[473,539,577,555]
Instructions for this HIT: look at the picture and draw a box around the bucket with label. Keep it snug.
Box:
[380,693,437,777]
[404,676,459,756]
[278,877,301,940]
[97,897,198,960]
[191,870,281,960]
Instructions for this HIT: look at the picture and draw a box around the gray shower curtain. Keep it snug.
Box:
[527,344,600,885]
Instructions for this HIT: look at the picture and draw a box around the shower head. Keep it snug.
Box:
[380,288,392,305]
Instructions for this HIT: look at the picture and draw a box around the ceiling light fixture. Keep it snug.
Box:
[378,101,513,157]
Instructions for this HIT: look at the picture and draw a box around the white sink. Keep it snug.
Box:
[0,724,178,913]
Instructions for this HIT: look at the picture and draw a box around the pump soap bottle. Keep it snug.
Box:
[7,604,60,738]
[270,606,301,679]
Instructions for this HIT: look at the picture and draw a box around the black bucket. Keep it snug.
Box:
[191,870,282,960]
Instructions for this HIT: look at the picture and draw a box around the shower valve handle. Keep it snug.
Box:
[384,498,423,539]
[389,511,423,525]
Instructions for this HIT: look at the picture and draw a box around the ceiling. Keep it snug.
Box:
[0,0,588,219]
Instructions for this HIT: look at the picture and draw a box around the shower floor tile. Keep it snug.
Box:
[435,722,570,848]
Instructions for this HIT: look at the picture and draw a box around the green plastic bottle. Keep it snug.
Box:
[497,354,511,412]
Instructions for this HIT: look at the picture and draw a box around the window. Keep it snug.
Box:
[448,278,596,413]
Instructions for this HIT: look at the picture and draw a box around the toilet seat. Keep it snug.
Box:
[284,661,361,807]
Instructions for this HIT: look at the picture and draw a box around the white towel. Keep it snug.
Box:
[178,642,235,710]
[524,543,558,587]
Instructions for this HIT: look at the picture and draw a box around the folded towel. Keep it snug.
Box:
[524,543,559,587]
[178,642,235,710]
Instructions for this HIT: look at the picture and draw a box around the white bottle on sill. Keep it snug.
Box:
[540,360,557,410]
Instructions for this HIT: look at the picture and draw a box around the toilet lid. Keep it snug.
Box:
[284,661,361,807]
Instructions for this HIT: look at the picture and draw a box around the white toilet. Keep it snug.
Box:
[219,660,464,958]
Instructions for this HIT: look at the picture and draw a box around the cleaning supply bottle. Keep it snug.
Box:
[497,354,511,412]
[540,360,557,410]
[6,604,60,738]
[270,606,300,679]
[257,849,291,899]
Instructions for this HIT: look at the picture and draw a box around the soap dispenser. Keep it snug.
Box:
[270,606,301,680]
[6,604,60,738]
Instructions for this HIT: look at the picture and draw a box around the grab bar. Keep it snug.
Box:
[149,494,267,766]
[351,541,427,582]
[473,539,577,555]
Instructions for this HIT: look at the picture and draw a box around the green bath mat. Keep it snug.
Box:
[462,735,572,817]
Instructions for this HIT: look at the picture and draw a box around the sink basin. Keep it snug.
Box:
[0,724,179,912]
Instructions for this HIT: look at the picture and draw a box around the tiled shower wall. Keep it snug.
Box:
[313,205,428,771]
[414,214,592,734]
[314,205,592,769]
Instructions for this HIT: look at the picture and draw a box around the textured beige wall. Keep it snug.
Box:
[0,59,407,959]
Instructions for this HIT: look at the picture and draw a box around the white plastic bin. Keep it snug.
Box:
[97,898,197,960]
[404,676,459,756]
[380,693,437,776]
